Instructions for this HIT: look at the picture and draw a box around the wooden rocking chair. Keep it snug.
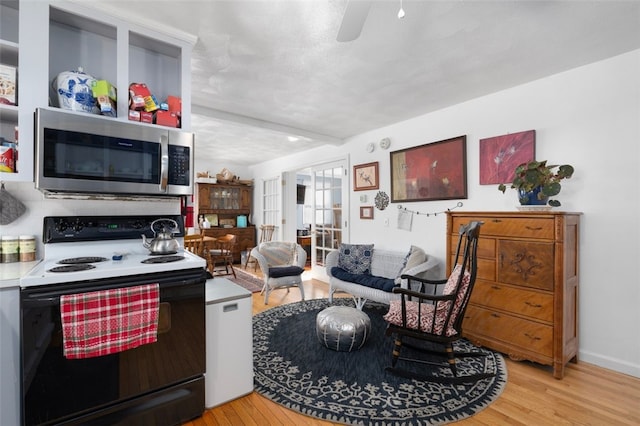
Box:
[383,221,492,383]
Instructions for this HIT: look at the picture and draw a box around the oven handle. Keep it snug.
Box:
[21,269,206,308]
[23,296,60,308]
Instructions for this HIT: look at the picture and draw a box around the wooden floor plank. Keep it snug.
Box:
[188,277,640,426]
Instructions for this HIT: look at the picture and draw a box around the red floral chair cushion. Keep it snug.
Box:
[383,264,471,337]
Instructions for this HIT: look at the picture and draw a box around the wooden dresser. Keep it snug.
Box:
[446,211,581,379]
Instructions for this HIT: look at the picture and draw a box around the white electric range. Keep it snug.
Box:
[20,214,206,288]
[19,214,209,425]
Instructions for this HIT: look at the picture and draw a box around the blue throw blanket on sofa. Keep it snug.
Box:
[331,267,397,292]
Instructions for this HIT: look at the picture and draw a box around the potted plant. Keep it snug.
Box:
[498,160,575,207]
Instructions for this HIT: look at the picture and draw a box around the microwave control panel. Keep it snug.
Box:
[168,145,190,186]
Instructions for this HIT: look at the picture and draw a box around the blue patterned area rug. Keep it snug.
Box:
[253,298,507,425]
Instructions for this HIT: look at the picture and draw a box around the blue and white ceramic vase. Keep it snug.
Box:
[52,67,99,114]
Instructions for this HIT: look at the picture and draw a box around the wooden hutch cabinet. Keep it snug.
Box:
[197,183,255,263]
[446,211,581,379]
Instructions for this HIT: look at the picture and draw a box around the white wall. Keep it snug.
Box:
[250,50,640,378]
[0,183,183,257]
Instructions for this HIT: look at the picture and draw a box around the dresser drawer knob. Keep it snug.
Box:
[525,301,542,308]
[491,285,501,290]
[491,313,500,318]
[524,333,541,341]
[525,226,542,231]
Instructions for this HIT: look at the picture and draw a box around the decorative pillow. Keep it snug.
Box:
[384,264,471,337]
[338,243,374,275]
[331,267,396,292]
[394,247,413,284]
[394,245,427,284]
[269,266,304,278]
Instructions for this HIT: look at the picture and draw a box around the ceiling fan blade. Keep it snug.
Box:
[336,0,372,42]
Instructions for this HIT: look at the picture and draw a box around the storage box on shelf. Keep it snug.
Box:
[198,182,256,263]
[446,211,581,379]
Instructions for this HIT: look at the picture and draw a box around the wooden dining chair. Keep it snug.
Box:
[183,234,204,258]
[208,234,237,278]
[244,224,275,270]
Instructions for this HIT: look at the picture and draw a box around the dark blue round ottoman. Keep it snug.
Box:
[316,306,371,352]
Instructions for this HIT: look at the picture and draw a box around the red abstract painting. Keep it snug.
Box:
[479,130,535,185]
[391,136,467,202]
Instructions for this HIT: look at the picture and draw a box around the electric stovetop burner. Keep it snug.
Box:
[48,264,97,273]
[141,255,185,264]
[58,256,108,264]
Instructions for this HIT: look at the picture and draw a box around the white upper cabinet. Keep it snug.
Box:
[0,1,20,179]
[0,0,194,182]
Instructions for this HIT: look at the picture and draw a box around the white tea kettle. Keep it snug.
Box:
[141,218,180,254]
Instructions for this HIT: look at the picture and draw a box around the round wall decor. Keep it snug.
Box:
[375,191,389,210]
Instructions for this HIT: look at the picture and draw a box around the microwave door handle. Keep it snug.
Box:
[159,134,169,192]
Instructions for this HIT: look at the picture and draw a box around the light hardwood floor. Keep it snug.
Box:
[185,279,640,426]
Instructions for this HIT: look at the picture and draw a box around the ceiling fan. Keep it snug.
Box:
[336,0,373,42]
[336,0,405,42]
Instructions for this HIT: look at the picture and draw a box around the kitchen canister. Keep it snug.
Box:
[1,235,19,263]
[52,67,99,114]
[19,235,36,262]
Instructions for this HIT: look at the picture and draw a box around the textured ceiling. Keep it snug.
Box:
[91,0,640,166]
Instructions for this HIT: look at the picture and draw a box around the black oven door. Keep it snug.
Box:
[20,268,206,426]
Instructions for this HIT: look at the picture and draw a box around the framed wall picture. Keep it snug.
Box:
[353,162,379,191]
[390,136,467,202]
[204,213,218,227]
[479,130,535,185]
[360,206,374,220]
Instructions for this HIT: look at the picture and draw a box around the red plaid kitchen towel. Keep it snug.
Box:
[60,283,160,359]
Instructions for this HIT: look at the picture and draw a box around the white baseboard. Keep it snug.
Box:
[579,350,640,378]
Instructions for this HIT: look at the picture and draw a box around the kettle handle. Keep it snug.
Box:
[150,218,179,235]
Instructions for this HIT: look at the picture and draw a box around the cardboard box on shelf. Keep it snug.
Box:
[129,83,149,110]
[0,146,15,172]
[92,80,116,100]
[140,111,153,124]
[0,64,17,105]
[166,95,182,115]
[128,110,141,121]
[156,110,179,128]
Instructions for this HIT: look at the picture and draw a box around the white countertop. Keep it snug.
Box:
[206,277,251,304]
[0,261,41,289]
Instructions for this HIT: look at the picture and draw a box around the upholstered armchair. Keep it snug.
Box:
[250,241,307,304]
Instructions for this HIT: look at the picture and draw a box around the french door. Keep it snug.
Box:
[310,160,348,281]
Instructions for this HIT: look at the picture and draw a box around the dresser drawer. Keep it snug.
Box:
[450,255,495,281]
[470,281,553,322]
[464,305,553,357]
[451,234,495,258]
[452,216,554,239]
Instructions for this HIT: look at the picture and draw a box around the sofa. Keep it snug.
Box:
[326,244,439,309]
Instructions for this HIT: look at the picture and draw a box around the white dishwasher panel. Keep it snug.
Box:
[205,278,253,408]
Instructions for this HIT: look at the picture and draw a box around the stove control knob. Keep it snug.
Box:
[131,220,145,229]
[55,220,69,233]
[73,222,84,232]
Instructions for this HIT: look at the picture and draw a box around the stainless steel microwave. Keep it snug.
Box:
[35,108,194,197]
